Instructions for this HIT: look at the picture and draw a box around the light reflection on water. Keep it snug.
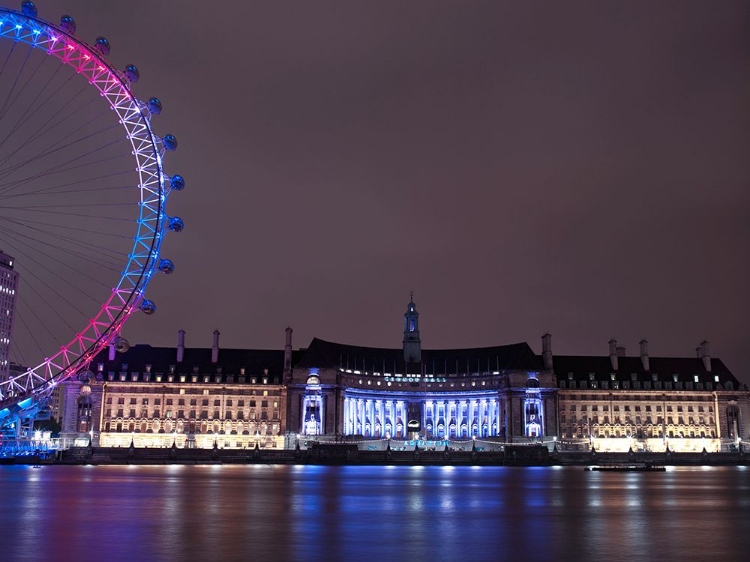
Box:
[0,465,748,562]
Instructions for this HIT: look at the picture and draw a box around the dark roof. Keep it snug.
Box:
[91,345,294,383]
[550,354,740,385]
[296,338,542,374]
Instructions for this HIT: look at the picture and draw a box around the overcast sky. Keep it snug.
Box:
[36,1,750,382]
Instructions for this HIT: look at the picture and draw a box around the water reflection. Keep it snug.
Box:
[0,465,748,562]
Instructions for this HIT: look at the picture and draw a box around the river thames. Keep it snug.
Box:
[1,465,748,562]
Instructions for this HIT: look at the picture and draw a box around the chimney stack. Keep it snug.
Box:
[108,341,116,361]
[541,333,553,371]
[284,326,293,374]
[177,329,185,363]
[211,329,220,364]
[608,339,619,371]
[639,339,649,371]
[699,340,711,372]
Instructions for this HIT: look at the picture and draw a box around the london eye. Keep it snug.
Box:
[0,1,184,435]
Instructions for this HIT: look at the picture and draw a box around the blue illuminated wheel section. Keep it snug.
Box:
[0,2,184,413]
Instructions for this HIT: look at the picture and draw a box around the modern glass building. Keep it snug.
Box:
[0,251,18,381]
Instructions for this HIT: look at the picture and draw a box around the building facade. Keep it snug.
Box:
[58,298,750,452]
[60,330,290,449]
[0,251,18,381]
[286,300,556,444]
[553,339,748,453]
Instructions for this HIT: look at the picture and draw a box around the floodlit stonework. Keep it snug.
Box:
[58,300,749,454]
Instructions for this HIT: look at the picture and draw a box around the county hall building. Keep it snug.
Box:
[59,299,749,453]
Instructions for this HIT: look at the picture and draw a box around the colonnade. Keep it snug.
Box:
[343,395,502,439]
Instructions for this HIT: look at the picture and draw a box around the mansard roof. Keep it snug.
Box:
[296,338,542,374]
[91,345,292,384]
[551,354,741,386]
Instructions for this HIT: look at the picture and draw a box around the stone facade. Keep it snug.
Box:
[54,301,750,453]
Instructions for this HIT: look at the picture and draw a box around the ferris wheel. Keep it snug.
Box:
[0,1,183,419]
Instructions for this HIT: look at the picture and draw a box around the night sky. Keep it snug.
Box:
[36,1,749,382]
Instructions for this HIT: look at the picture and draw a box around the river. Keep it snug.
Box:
[1,465,748,562]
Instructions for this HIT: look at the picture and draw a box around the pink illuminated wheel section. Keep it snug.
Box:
[0,1,185,417]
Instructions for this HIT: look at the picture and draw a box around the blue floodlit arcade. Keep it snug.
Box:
[287,297,558,442]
